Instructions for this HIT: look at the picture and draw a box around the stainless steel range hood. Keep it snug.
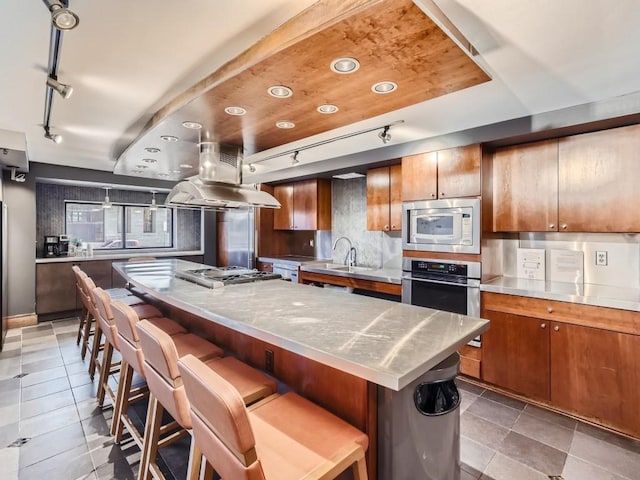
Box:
[166,177,280,209]
[165,142,280,209]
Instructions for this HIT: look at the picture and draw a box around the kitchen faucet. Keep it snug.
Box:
[333,236,356,266]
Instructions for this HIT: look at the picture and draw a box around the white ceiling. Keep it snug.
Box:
[2,0,640,183]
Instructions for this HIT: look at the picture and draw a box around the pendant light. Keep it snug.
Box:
[102,187,112,209]
[149,191,158,211]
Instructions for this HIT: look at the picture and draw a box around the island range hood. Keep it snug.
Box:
[165,142,280,209]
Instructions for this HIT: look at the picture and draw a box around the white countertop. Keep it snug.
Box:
[113,259,488,391]
[257,255,330,267]
[36,250,203,264]
[480,276,640,311]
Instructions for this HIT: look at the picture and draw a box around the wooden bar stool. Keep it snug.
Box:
[178,354,369,480]
[109,301,222,451]
[71,266,91,347]
[135,320,277,480]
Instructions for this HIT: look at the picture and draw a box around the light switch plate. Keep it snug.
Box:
[517,248,545,280]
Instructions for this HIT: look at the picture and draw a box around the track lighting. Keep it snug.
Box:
[44,1,80,31]
[149,191,158,211]
[248,164,256,173]
[291,151,300,165]
[102,187,112,209]
[47,76,73,99]
[44,126,62,144]
[378,125,392,144]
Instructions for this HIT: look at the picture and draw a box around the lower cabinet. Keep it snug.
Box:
[481,292,640,438]
[36,262,78,314]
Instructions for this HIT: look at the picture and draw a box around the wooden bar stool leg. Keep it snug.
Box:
[88,321,103,379]
[80,314,93,360]
[77,307,88,345]
[201,460,215,480]
[111,360,133,440]
[186,436,203,480]
[96,340,113,407]
[353,457,368,480]
[138,394,163,480]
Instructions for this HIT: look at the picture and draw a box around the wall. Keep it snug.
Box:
[501,232,640,288]
[331,177,401,269]
[35,183,201,255]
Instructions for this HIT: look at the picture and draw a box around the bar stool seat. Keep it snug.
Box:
[178,354,369,480]
[136,320,276,480]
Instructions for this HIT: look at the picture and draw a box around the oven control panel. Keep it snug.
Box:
[412,261,468,276]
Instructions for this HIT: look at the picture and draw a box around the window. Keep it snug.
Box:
[65,202,173,250]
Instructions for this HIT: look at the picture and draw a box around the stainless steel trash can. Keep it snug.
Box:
[378,353,461,480]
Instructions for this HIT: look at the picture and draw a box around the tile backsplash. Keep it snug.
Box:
[331,177,402,269]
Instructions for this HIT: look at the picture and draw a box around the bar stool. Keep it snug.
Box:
[79,273,162,380]
[110,300,223,451]
[71,266,91,347]
[135,320,277,480]
[178,354,369,480]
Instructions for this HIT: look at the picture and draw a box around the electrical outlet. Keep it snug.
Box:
[265,349,274,373]
[596,251,608,266]
[310,239,314,247]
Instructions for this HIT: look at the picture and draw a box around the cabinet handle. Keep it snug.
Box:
[547,307,554,313]
[391,224,396,229]
[549,224,555,229]
[430,193,436,198]
[384,225,389,231]
[540,323,546,329]
[440,192,445,197]
[561,224,568,230]
[554,326,560,332]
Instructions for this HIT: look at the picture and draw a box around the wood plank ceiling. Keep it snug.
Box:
[116,0,490,180]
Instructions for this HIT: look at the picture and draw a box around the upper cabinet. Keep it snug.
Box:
[491,124,640,232]
[402,144,481,202]
[367,164,402,231]
[273,179,331,231]
[492,139,559,232]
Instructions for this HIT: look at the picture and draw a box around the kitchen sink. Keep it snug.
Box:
[327,265,375,273]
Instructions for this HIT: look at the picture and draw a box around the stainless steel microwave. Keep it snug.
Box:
[402,198,480,254]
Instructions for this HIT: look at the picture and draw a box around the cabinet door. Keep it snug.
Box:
[492,140,559,232]
[273,184,294,230]
[551,322,640,438]
[389,164,402,231]
[74,260,112,308]
[481,309,550,400]
[559,124,640,232]
[367,167,391,231]
[36,263,77,314]
[437,144,481,198]
[402,151,437,201]
[293,180,318,230]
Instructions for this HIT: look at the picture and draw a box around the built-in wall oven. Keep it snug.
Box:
[401,257,481,347]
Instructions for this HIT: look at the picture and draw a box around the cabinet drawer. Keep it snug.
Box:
[482,292,640,335]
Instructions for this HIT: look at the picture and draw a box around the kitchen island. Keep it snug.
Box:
[114,259,489,479]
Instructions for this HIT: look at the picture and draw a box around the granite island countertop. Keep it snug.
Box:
[36,250,202,264]
[113,259,488,391]
[480,276,640,312]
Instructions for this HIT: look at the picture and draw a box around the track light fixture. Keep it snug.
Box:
[378,125,392,144]
[44,1,80,31]
[291,151,300,165]
[44,126,62,144]
[248,164,256,173]
[47,75,73,99]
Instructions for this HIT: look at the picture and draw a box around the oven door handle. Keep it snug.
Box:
[402,276,480,288]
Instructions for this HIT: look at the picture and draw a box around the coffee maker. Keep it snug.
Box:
[44,235,59,257]
[57,235,69,256]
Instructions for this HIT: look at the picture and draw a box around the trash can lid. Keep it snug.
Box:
[423,352,460,382]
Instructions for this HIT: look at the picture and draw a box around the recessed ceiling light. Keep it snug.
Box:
[224,106,246,116]
[371,81,398,94]
[179,164,193,169]
[332,172,366,180]
[317,104,339,114]
[132,169,144,174]
[136,164,149,169]
[268,85,293,98]
[330,57,360,74]
[160,135,179,142]
[144,147,160,153]
[171,169,182,174]
[181,121,202,129]
[142,158,157,164]
[276,121,295,129]
[157,173,169,178]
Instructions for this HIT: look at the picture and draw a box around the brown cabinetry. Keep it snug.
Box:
[481,292,640,438]
[36,262,78,314]
[492,124,640,232]
[366,164,402,231]
[402,144,481,202]
[273,179,331,230]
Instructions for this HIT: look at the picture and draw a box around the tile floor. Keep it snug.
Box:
[1,318,640,480]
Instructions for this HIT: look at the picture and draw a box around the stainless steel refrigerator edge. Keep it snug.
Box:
[0,202,7,350]
[220,209,255,269]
